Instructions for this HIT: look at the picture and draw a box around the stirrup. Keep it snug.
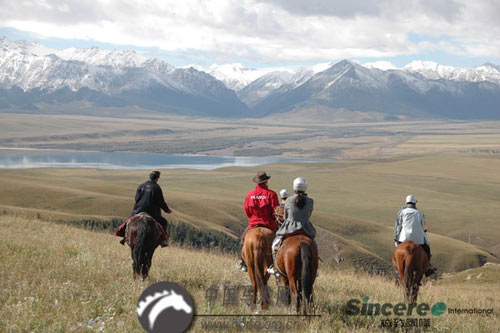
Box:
[267,266,280,277]
[266,266,276,274]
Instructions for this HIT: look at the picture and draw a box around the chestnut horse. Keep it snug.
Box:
[241,227,275,309]
[126,214,162,280]
[276,234,318,314]
[392,241,429,303]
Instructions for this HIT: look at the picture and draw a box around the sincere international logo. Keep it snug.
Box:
[431,302,447,316]
[137,281,194,333]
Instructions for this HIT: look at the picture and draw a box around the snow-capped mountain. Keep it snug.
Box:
[237,62,333,107]
[249,60,500,119]
[0,37,249,117]
[197,63,274,91]
[1,37,500,120]
[402,61,500,85]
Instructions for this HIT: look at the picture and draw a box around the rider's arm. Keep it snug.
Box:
[270,192,280,218]
[309,198,314,217]
[394,209,403,241]
[157,187,171,214]
[243,195,252,218]
[134,184,142,202]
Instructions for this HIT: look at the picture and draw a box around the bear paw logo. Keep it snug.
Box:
[137,282,194,333]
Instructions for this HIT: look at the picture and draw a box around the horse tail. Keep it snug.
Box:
[403,252,415,302]
[133,218,151,275]
[253,233,268,305]
[300,242,314,304]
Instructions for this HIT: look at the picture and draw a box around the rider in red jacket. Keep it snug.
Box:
[237,171,279,271]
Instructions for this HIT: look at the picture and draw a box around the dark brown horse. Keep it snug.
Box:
[125,214,162,280]
[276,234,318,314]
[392,241,429,303]
[241,227,275,309]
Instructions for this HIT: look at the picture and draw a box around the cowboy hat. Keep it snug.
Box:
[253,171,271,184]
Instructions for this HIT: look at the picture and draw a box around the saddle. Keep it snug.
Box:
[274,230,308,254]
[254,224,273,230]
[115,213,169,240]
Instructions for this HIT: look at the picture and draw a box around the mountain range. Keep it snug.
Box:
[1,37,500,120]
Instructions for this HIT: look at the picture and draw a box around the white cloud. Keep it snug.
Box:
[0,0,499,64]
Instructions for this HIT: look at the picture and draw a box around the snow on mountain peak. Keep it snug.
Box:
[403,60,500,84]
[56,47,147,68]
[198,63,276,91]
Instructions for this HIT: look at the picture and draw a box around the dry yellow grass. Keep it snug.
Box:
[1,216,499,332]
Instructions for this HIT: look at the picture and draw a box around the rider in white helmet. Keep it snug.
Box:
[274,188,289,227]
[279,189,289,204]
[268,177,317,276]
[394,194,437,277]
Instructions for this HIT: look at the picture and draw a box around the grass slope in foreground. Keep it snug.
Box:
[1,217,499,332]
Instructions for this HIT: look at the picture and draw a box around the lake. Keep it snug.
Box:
[0,148,332,170]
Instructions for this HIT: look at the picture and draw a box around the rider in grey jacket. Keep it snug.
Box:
[394,194,436,277]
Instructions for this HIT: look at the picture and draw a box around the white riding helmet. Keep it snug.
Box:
[293,177,308,192]
[279,189,289,199]
[406,194,417,204]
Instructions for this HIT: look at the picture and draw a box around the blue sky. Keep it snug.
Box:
[1,1,499,69]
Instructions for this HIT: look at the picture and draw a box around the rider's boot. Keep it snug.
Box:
[425,265,437,277]
[120,237,127,245]
[266,249,279,276]
[160,235,169,247]
[236,258,247,272]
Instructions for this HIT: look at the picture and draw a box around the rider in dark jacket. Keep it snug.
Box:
[119,171,171,247]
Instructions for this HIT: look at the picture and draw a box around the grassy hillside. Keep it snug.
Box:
[0,153,498,274]
[1,216,499,332]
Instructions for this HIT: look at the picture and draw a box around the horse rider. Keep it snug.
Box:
[267,177,317,275]
[274,188,289,226]
[236,171,280,272]
[394,194,437,277]
[279,189,289,205]
[117,171,171,247]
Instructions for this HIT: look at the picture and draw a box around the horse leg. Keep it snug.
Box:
[412,273,423,303]
[287,275,299,313]
[296,279,302,313]
[281,278,291,305]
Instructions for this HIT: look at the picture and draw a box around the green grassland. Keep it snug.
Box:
[1,216,499,332]
[0,152,498,274]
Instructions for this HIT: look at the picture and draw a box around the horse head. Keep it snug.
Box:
[169,290,192,314]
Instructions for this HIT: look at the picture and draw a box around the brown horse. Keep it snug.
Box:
[125,215,162,280]
[241,227,275,309]
[392,241,429,303]
[276,234,318,314]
